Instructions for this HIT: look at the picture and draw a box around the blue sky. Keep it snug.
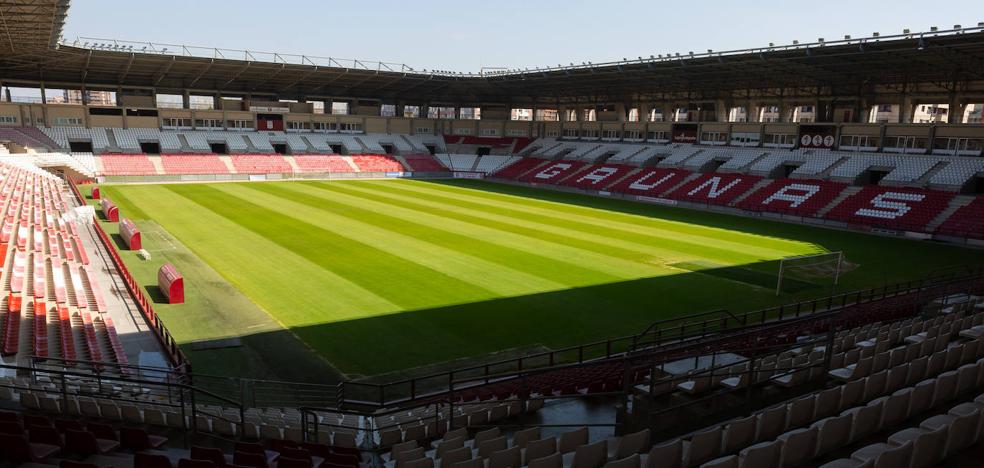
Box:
[63,0,982,72]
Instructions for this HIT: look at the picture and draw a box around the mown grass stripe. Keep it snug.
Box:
[322,181,779,267]
[220,183,569,296]
[162,184,495,311]
[303,181,668,279]
[246,182,620,288]
[105,185,402,326]
[374,179,816,256]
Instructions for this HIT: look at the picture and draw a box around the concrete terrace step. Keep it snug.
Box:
[148,156,166,175]
[817,185,862,217]
[730,178,774,206]
[283,155,302,173]
[927,194,977,231]
[219,155,237,174]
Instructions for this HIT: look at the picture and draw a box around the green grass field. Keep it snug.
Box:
[85,179,984,381]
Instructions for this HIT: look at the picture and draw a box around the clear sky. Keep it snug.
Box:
[62,0,982,72]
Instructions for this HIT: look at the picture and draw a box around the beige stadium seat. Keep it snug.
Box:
[390,441,417,460]
[524,437,557,464]
[887,424,948,468]
[755,405,787,442]
[721,416,756,454]
[843,399,884,443]
[919,403,981,457]
[698,455,737,468]
[879,388,912,427]
[829,357,873,382]
[404,458,433,468]
[603,454,640,468]
[850,440,912,467]
[488,446,521,468]
[777,426,818,467]
[558,427,589,454]
[738,439,781,468]
[785,396,815,430]
[472,427,500,448]
[642,438,687,468]
[567,440,606,468]
[434,437,465,459]
[863,371,888,402]
[611,429,649,459]
[810,414,853,457]
[686,426,722,467]
[476,436,507,458]
[404,424,426,443]
[512,427,540,449]
[441,446,472,467]
[839,379,865,411]
[813,387,841,420]
[527,452,562,468]
[931,371,958,407]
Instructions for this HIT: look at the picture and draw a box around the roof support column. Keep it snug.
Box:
[898,95,913,124]
[714,99,729,122]
[948,94,966,124]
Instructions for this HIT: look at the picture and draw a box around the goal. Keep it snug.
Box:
[776,251,845,296]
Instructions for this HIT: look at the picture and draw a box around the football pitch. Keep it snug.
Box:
[87,179,984,381]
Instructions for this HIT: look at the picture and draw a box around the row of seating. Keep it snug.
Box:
[492,157,982,235]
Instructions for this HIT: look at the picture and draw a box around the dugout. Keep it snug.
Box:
[119,218,141,250]
[158,263,184,304]
[101,199,119,222]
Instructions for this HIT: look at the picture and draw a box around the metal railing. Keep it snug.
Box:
[62,25,984,78]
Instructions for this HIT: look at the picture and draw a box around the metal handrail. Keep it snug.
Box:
[62,25,984,78]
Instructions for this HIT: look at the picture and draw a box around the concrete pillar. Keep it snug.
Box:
[778,102,790,123]
[747,103,761,123]
[898,96,913,123]
[182,90,190,109]
[948,95,967,124]
[615,103,627,122]
[639,103,651,122]
[714,99,729,122]
[816,101,831,123]
[39,83,46,104]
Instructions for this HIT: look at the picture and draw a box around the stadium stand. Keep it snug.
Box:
[736,178,850,217]
[665,172,764,206]
[159,154,230,175]
[292,155,354,173]
[517,160,590,184]
[401,154,447,172]
[824,186,956,232]
[228,154,292,174]
[96,154,158,176]
[350,154,405,172]
[559,164,638,190]
[936,196,984,239]
[606,167,692,197]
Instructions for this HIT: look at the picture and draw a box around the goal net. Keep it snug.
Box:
[776,251,845,296]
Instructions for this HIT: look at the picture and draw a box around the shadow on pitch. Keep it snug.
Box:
[176,259,827,389]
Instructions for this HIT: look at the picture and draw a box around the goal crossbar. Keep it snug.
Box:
[776,251,844,296]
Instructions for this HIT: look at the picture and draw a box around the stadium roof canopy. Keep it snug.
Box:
[0,0,68,52]
[1,6,983,105]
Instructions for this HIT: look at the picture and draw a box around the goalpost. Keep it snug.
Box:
[776,251,845,296]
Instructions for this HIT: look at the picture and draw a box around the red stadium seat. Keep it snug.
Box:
[557,164,637,190]
[824,186,955,232]
[736,178,849,217]
[607,167,691,198]
[935,195,984,239]
[665,172,762,206]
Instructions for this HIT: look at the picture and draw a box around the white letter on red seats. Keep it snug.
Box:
[628,172,675,191]
[855,192,925,219]
[688,177,741,199]
[577,167,619,185]
[762,183,820,208]
[534,163,571,180]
